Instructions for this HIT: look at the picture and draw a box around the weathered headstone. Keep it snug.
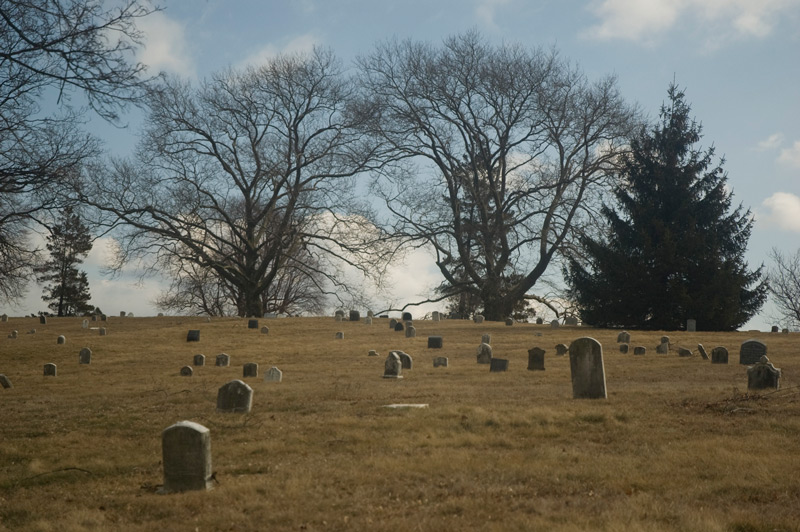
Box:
[260,326,269,334]
[771,325,779,333]
[215,353,230,367]
[739,339,767,365]
[157,313,164,317]
[264,366,282,383]
[698,344,709,360]
[180,366,193,377]
[82,319,89,329]
[216,380,253,413]
[335,331,344,339]
[120,311,126,317]
[0,374,12,389]
[187,330,200,342]
[565,316,579,326]
[92,314,97,321]
[389,318,397,329]
[161,421,213,493]
[57,335,66,345]
[633,346,646,355]
[550,319,559,328]
[489,358,509,372]
[367,310,374,318]
[476,342,493,364]
[711,346,729,364]
[43,363,57,377]
[433,356,448,367]
[394,351,413,370]
[427,336,443,348]
[782,328,789,334]
[616,331,630,343]
[383,352,403,379]
[394,322,404,332]
[8,330,17,339]
[335,314,343,322]
[405,325,416,338]
[660,336,670,344]
[128,312,134,317]
[505,318,513,326]
[39,315,47,325]
[619,343,629,354]
[193,354,205,366]
[334,310,345,320]
[432,311,440,322]
[368,350,379,357]
[402,312,413,321]
[677,347,693,357]
[79,347,92,364]
[656,341,669,354]
[99,327,107,336]
[535,317,543,325]
[473,314,485,324]
[747,356,781,390]
[480,333,491,345]
[364,317,373,325]
[100,314,107,321]
[0,313,6,322]
[349,310,360,322]
[527,347,545,370]
[555,343,568,356]
[247,319,258,329]
[242,363,259,378]
[686,319,696,332]
[568,337,607,399]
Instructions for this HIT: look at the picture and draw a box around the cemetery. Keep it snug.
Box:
[0,314,799,531]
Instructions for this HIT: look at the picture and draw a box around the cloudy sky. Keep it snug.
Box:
[14,0,800,328]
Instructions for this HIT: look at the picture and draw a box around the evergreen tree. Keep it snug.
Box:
[37,207,93,316]
[566,84,767,331]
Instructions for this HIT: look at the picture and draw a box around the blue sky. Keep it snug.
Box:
[14,0,800,328]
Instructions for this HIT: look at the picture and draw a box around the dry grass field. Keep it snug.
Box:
[1,315,799,531]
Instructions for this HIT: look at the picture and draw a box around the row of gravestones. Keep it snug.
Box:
[178,354,283,382]
[616,332,776,365]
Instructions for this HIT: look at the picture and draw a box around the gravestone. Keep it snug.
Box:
[39,315,47,325]
[747,356,781,390]
[432,311,440,322]
[402,312,413,321]
[215,353,230,367]
[43,363,57,376]
[633,346,646,355]
[79,347,92,364]
[527,347,545,370]
[569,337,607,399]
[180,366,193,377]
[476,342,492,364]
[389,318,397,329]
[0,313,6,322]
[394,322,404,332]
[555,343,568,356]
[697,344,709,360]
[264,366,282,383]
[334,310,345,320]
[489,358,509,372]
[335,331,344,339]
[656,341,669,354]
[99,327,107,336]
[216,380,253,413]
[686,319,696,332]
[711,346,729,364]
[335,315,343,322]
[550,320,559,328]
[566,316,579,326]
[536,317,543,325]
[158,313,164,317]
[28,328,36,334]
[120,311,126,317]
[161,421,213,493]
[82,319,88,329]
[364,317,373,325]
[383,352,403,379]
[92,315,97,321]
[677,347,693,357]
[242,363,259,378]
[349,310,360,321]
[782,328,789,334]
[505,318,513,326]
[739,339,767,365]
[394,351,412,370]
[260,326,269,334]
[368,350,379,357]
[100,314,107,321]
[57,335,65,345]
[405,320,413,328]
[771,325,779,333]
[193,354,205,366]
[8,330,17,339]
[405,325,416,338]
[481,333,491,345]
[128,312,134,317]
[616,331,630,343]
[619,343,629,354]
[433,356,448,367]
[247,319,259,329]
[367,310,374,318]
[0,374,12,389]
[660,336,670,344]
[427,336,443,348]
[474,314,485,324]
[187,330,200,342]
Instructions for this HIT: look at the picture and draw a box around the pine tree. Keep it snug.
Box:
[566,84,767,331]
[37,206,93,316]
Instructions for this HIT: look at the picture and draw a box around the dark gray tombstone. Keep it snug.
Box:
[527,347,545,370]
[739,339,767,365]
[215,353,230,367]
[619,343,629,354]
[405,325,416,338]
[505,318,513,326]
[427,336,443,348]
[686,319,696,332]
[242,363,259,378]
[0,313,7,322]
[782,328,789,334]
[100,314,107,321]
[120,311,126,317]
[771,325,779,333]
[264,366,282,383]
[698,344,709,360]
[394,351,412,370]
[433,356,448,367]
[247,319,258,329]
[57,335,66,345]
[389,318,398,329]
[550,320,559,328]
[79,347,92,364]
[565,316,579,326]
[569,337,607,399]
[216,380,253,413]
[180,366,193,377]
[489,358,509,372]
[193,354,205,366]
[260,326,269,334]
[477,342,492,364]
[711,346,729,364]
[161,421,213,493]
[660,335,670,344]
[394,322,404,332]
[402,312,413,321]
[536,317,543,325]
[187,330,200,342]
[39,315,47,325]
[383,352,403,379]
[677,347,693,357]
[92,314,98,321]
[43,363,57,376]
[404,320,413,328]
[616,331,630,343]
[0,374,12,389]
[747,356,781,390]
[633,346,646,355]
[555,343,568,356]
[99,327,107,336]
[349,310,360,321]
[335,331,344,339]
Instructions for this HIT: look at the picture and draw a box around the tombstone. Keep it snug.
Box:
[57,335,66,345]
[264,366,282,383]
[180,366,194,377]
[633,346,646,355]
[193,354,205,366]
[677,347,693,357]
[394,322,404,332]
[616,331,630,343]
[404,320,413,328]
[28,328,35,334]
[82,319,89,329]
[433,356,448,368]
[656,341,669,354]
[489,358,509,372]
[771,325,779,333]
[157,313,164,317]
[367,310,374,318]
[187,330,200,342]
[349,310,360,322]
[697,344,709,360]
[242,363,259,378]
[334,310,345,320]
[427,336,443,348]
[747,356,781,390]
[394,351,412,370]
[568,337,607,399]
[263,313,277,319]
[161,421,213,493]
[402,312,413,321]
[711,346,729,364]
[215,353,230,367]
[79,347,92,364]
[247,319,259,329]
[368,350,379,357]
[0,313,6,322]
[389,318,398,329]
[432,311,440,322]
[505,318,513,326]
[99,327,107,336]
[335,331,344,339]
[335,315,343,322]
[260,326,269,334]
[527,347,545,370]
[619,343,629,354]
[43,363,57,377]
[481,333,491,345]
[660,336,670,344]
[405,325,416,338]
[535,317,543,325]
[474,314,485,324]
[383,352,403,379]
[739,339,767,365]
[100,314,107,321]
[92,314,97,321]
[364,317,373,325]
[686,319,697,332]
[216,380,253,413]
[39,315,47,325]
[550,320,559,329]
[8,330,17,339]
[0,374,12,389]
[555,343,568,356]
[128,312,134,317]
[120,311,126,317]
[476,342,492,364]
[782,329,789,334]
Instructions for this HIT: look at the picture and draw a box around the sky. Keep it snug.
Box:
[10,0,800,329]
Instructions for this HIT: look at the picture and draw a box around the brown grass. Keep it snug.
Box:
[1,316,799,531]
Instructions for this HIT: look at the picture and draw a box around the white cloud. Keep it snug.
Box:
[760,192,800,232]
[475,0,512,29]
[236,34,319,69]
[137,11,195,77]
[778,140,800,168]
[756,133,784,151]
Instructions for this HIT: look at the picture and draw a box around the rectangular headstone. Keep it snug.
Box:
[247,319,258,329]
[489,358,509,372]
[569,337,607,399]
[739,339,766,365]
[527,347,545,370]
[161,421,213,493]
[187,330,200,342]
[427,336,443,348]
[686,319,696,332]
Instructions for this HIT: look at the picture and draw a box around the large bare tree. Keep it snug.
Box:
[767,248,800,329]
[358,31,637,320]
[85,49,389,317]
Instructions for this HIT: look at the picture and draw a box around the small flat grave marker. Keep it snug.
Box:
[0,374,12,389]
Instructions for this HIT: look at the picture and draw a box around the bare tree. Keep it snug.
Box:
[357,31,637,320]
[767,248,800,329]
[85,49,390,317]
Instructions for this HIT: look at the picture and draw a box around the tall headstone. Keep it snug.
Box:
[433,356,448,367]
[82,319,89,329]
[193,354,205,366]
[476,343,492,364]
[187,330,200,342]
[771,325,779,333]
[711,346,729,364]
[215,353,230,367]
[432,311,440,322]
[216,380,253,413]
[161,421,213,493]
[739,339,767,365]
[0,374,12,389]
[383,352,403,379]
[242,363,259,378]
[389,318,397,329]
[43,363,57,376]
[616,331,630,343]
[264,367,282,383]
[57,335,66,345]
[39,315,47,325]
[364,317,373,325]
[656,339,669,354]
[427,336,443,348]
[120,311,126,317]
[555,343,568,356]
[79,347,92,364]
[747,356,781,390]
[349,310,360,322]
[568,337,607,399]
[180,366,194,377]
[405,325,416,338]
[489,358,509,372]
[527,347,545,370]
[686,319,697,332]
